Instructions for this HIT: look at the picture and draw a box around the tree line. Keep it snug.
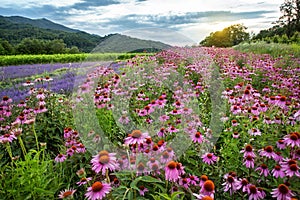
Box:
[200,0,300,47]
[0,38,80,55]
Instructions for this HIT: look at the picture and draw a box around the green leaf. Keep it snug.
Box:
[171,191,185,200]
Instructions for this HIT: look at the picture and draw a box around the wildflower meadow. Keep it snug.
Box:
[0,47,299,200]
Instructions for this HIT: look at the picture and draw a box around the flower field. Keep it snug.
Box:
[0,47,299,200]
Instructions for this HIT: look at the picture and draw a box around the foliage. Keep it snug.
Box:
[234,41,300,57]
[0,47,299,200]
[0,53,153,66]
[0,149,62,199]
[254,0,300,40]
[200,24,250,47]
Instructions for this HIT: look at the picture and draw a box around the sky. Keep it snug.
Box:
[0,0,283,46]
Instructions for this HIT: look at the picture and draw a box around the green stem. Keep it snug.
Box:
[18,136,27,157]
[32,124,39,151]
[5,143,13,162]
[106,168,110,183]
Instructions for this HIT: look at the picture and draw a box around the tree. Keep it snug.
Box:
[279,0,300,37]
[0,40,14,55]
[200,24,249,47]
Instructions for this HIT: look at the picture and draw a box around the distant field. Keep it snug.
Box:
[0,52,154,66]
[234,41,300,58]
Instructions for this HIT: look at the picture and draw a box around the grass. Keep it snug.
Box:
[234,41,300,58]
[0,53,154,66]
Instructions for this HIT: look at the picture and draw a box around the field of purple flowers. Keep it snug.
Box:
[0,47,299,200]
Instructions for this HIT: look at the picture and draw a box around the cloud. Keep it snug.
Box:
[99,10,276,30]
[0,0,283,46]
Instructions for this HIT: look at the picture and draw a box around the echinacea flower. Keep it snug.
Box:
[222,175,240,195]
[258,145,277,160]
[247,184,264,200]
[236,178,249,193]
[202,153,218,165]
[283,132,300,148]
[165,161,184,182]
[0,133,17,144]
[55,154,67,162]
[240,144,256,158]
[85,181,112,200]
[124,130,148,145]
[255,164,269,177]
[139,185,149,196]
[271,165,285,178]
[187,175,199,186]
[200,180,215,199]
[248,128,261,136]
[58,188,76,199]
[271,184,294,200]
[191,131,203,143]
[91,150,119,175]
[179,177,190,189]
[76,177,92,186]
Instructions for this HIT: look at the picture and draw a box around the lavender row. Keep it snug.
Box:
[0,61,105,80]
[0,61,122,103]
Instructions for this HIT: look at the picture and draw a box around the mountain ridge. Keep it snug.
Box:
[0,15,171,53]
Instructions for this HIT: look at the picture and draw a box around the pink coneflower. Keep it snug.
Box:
[91,150,119,175]
[231,119,239,126]
[1,96,12,104]
[200,180,215,199]
[36,91,45,99]
[271,184,294,200]
[271,165,285,178]
[10,128,22,137]
[181,107,193,115]
[139,185,149,196]
[118,115,130,124]
[277,96,287,109]
[255,163,269,177]
[247,184,264,200]
[179,177,190,189]
[55,154,67,162]
[157,127,167,137]
[276,139,286,150]
[160,151,173,164]
[85,181,112,200]
[136,162,147,175]
[199,175,209,187]
[124,130,148,145]
[240,144,256,158]
[0,133,16,144]
[23,80,34,86]
[283,132,300,148]
[259,146,277,160]
[251,106,260,115]
[191,131,203,143]
[160,113,171,121]
[284,162,300,177]
[231,105,242,115]
[18,100,26,107]
[243,155,255,168]
[187,175,199,186]
[236,178,249,193]
[248,128,261,136]
[58,188,76,199]
[232,132,240,138]
[201,153,218,165]
[44,76,53,82]
[222,175,240,195]
[112,177,120,187]
[168,126,179,133]
[165,161,180,182]
[77,177,93,186]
